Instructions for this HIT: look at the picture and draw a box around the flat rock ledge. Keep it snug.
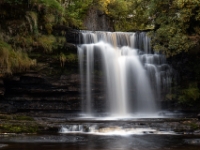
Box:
[0,144,8,148]
[0,73,81,113]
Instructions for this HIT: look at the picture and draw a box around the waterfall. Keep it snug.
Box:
[78,31,171,118]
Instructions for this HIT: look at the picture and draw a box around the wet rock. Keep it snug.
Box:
[0,73,81,113]
[0,103,17,113]
[185,139,200,145]
[20,74,46,84]
[194,130,200,134]
[0,144,8,148]
[0,69,104,113]
[197,113,200,120]
[83,6,114,31]
[0,79,5,96]
[53,25,80,44]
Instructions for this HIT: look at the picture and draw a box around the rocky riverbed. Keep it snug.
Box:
[0,113,200,135]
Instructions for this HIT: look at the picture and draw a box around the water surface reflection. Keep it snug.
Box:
[0,134,200,150]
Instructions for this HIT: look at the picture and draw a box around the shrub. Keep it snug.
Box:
[0,40,35,74]
[37,35,57,53]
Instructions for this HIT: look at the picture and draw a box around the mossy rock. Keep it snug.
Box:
[0,124,38,133]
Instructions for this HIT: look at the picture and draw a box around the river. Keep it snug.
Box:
[1,134,200,150]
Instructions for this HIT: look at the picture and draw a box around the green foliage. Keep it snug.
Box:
[0,124,38,133]
[11,50,35,72]
[0,114,12,120]
[0,0,74,75]
[150,27,195,57]
[95,0,199,55]
[25,11,38,34]
[14,115,34,121]
[107,0,130,30]
[59,52,77,67]
[178,83,200,104]
[0,40,35,74]
[59,52,66,67]
[44,14,56,23]
[11,35,34,51]
[188,122,199,131]
[65,0,93,28]
[1,0,200,107]
[0,114,34,121]
[45,23,53,34]
[85,0,152,31]
[56,36,66,44]
[146,0,200,56]
[31,0,64,14]
[65,53,77,62]
[166,93,176,101]
[0,41,12,73]
[167,83,200,105]
[0,114,37,133]
[98,0,112,14]
[143,0,200,106]
[37,35,57,53]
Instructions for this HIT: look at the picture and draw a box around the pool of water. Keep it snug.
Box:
[0,134,200,150]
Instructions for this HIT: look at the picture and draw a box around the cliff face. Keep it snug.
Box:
[0,2,112,115]
[0,73,81,114]
[0,27,80,114]
[83,6,114,31]
[0,72,105,114]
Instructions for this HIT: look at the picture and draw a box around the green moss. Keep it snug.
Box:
[189,123,199,131]
[0,114,12,120]
[65,53,77,62]
[0,124,38,133]
[37,35,57,53]
[178,83,200,104]
[14,115,35,121]
[59,52,66,67]
[26,11,38,34]
[0,40,35,74]
[0,114,34,121]
[31,0,64,14]
[0,114,38,133]
[45,23,53,34]
[58,52,78,67]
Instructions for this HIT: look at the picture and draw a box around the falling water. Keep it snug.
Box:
[78,31,171,118]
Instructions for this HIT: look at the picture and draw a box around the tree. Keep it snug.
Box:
[147,0,200,56]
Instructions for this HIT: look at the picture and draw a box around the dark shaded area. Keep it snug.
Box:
[0,134,200,150]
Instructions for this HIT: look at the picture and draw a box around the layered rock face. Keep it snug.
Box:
[0,80,5,97]
[83,6,114,31]
[0,73,81,114]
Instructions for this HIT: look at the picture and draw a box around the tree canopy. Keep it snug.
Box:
[96,0,200,57]
[0,0,200,65]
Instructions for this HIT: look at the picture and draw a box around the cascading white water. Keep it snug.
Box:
[78,31,171,118]
[60,124,176,135]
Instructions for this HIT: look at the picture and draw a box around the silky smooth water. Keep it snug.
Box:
[78,31,171,118]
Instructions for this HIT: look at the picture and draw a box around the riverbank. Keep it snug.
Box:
[0,113,200,135]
